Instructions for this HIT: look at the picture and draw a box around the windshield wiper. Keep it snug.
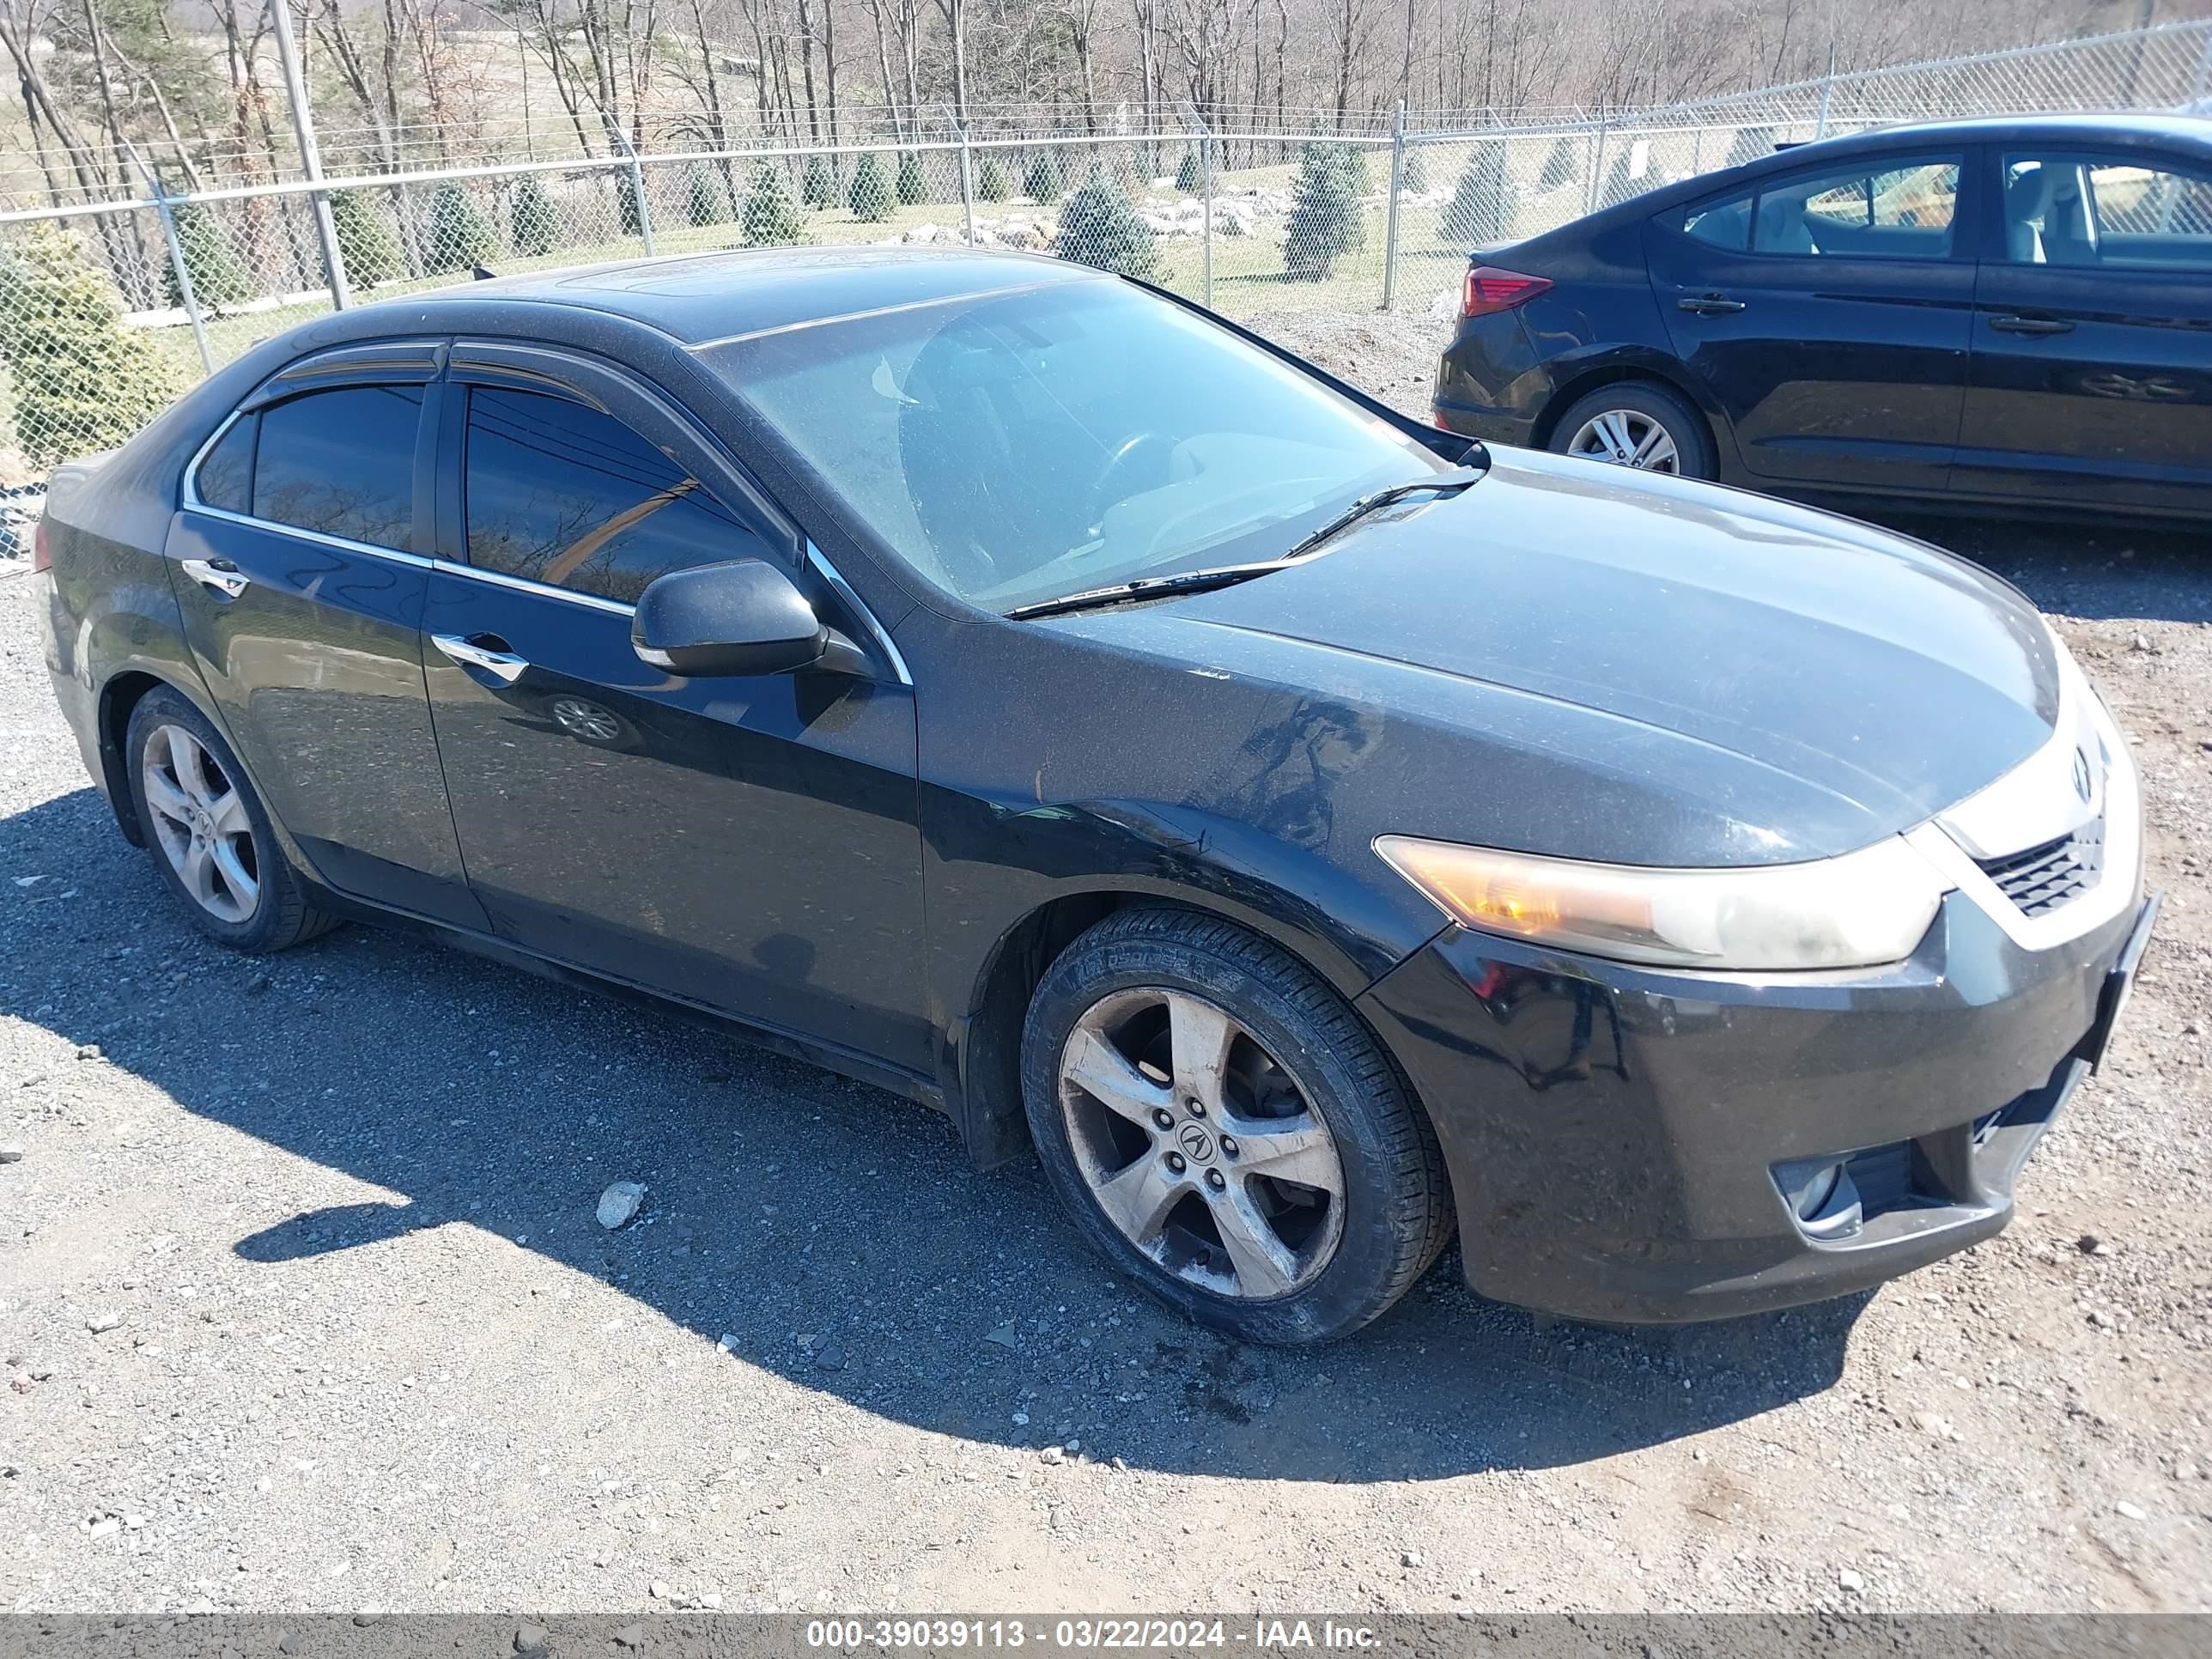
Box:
[1005,561,1285,621]
[1273,465,1485,564]
[1005,465,1486,622]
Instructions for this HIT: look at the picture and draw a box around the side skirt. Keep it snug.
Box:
[305,882,950,1116]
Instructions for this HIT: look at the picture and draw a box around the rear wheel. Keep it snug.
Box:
[125,688,337,953]
[1020,908,1452,1346]
[1549,381,1716,480]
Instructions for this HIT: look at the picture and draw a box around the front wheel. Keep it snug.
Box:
[1019,909,1453,1346]
[1548,381,1716,480]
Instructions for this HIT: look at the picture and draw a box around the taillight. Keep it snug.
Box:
[1462,265,1553,318]
[30,517,52,574]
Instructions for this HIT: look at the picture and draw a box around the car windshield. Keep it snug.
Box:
[707,277,1455,612]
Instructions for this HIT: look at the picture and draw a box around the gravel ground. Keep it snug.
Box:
[3,313,2209,1616]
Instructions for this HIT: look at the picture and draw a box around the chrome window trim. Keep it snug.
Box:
[180,501,434,570]
[185,398,909,678]
[808,543,913,686]
[181,408,247,514]
[433,558,637,618]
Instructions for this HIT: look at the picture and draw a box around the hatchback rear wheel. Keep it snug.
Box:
[1020,908,1452,1345]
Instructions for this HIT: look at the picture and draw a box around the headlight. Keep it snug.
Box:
[1373,835,1953,971]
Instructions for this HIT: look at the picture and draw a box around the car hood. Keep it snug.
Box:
[1046,448,2060,868]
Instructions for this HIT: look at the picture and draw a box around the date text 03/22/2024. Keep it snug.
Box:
[805,1619,1382,1650]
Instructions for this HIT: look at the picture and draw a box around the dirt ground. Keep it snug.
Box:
[1,311,2207,1616]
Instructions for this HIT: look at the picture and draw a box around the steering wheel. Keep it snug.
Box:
[1083,432,1177,531]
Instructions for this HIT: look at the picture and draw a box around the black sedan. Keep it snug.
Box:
[35,247,2153,1343]
[1433,113,2212,520]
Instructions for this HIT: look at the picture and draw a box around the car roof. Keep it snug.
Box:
[1591,111,2212,222]
[1765,110,2212,157]
[386,244,1101,346]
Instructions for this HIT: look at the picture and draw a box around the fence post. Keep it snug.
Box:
[1815,43,1837,138]
[1586,113,1607,215]
[617,131,658,257]
[1176,102,1215,308]
[1382,100,1406,313]
[266,0,349,311]
[947,107,978,246]
[141,166,214,376]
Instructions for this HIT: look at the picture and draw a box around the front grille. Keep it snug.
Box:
[1975,819,2104,919]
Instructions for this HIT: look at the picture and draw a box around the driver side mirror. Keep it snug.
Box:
[632,558,830,678]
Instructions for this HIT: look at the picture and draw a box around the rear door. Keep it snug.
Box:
[420,343,932,1071]
[167,341,486,927]
[1647,150,1976,492]
[1955,149,2212,515]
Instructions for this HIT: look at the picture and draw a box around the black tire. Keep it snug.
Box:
[125,687,339,953]
[1019,908,1453,1346]
[1547,380,1717,480]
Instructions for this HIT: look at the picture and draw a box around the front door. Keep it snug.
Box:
[1954,149,2212,516]
[421,349,931,1072]
[167,343,486,927]
[1648,150,1975,492]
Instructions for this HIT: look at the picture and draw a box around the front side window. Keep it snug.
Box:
[708,279,1453,613]
[1750,158,1961,258]
[2003,154,2212,270]
[461,387,767,606]
[252,385,422,550]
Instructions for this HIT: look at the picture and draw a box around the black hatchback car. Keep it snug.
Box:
[1433,114,2212,520]
[36,248,2153,1344]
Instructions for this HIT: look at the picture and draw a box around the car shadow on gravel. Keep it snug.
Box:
[6,783,1863,1483]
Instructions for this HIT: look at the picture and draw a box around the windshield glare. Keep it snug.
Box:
[710,279,1452,612]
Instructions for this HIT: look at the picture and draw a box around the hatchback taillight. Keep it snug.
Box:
[1462,266,1553,318]
[30,517,52,574]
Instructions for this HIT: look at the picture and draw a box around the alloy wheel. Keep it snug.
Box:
[1056,987,1346,1301]
[141,723,259,925]
[1565,408,1681,473]
[550,696,624,744]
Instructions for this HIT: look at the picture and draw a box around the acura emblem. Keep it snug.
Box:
[2071,748,2094,804]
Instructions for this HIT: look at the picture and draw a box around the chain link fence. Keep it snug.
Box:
[4,16,2209,488]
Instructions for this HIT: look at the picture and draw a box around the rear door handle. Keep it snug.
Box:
[1678,293,1746,315]
[1990,313,2075,336]
[179,556,249,599]
[432,632,529,684]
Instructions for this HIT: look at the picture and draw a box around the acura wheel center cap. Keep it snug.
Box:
[1176,1121,1217,1164]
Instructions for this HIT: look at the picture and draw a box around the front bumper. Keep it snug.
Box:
[1357,887,2155,1324]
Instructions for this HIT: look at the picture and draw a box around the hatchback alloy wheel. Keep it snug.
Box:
[1057,985,1347,1300]
[1565,408,1682,472]
[140,722,259,924]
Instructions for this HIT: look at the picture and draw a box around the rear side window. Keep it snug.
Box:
[1682,195,1752,250]
[1751,159,1960,258]
[194,414,256,514]
[460,386,768,606]
[252,386,423,551]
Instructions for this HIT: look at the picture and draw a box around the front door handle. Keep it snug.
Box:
[432,632,530,684]
[1990,313,2075,336]
[1678,293,1746,315]
[179,556,249,599]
